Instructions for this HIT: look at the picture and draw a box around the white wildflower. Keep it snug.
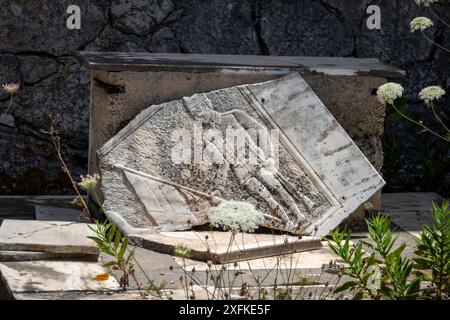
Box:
[415,0,439,7]
[410,17,433,32]
[209,200,265,233]
[78,174,100,190]
[2,83,20,94]
[376,83,404,105]
[419,86,446,104]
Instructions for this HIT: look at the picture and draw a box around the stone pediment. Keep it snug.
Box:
[97,73,384,238]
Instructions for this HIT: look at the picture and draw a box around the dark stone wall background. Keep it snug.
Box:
[0,0,449,195]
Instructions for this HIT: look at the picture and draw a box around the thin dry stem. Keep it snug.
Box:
[41,114,94,222]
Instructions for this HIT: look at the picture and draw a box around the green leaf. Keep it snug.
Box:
[387,244,406,261]
[103,260,118,268]
[406,277,422,296]
[380,284,395,299]
[118,236,128,260]
[114,229,121,251]
[334,281,358,293]
[108,223,116,243]
[352,291,365,300]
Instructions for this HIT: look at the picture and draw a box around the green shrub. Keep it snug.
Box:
[414,201,450,300]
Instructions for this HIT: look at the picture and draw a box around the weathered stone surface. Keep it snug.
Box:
[434,30,450,88]
[14,58,90,149]
[0,55,21,101]
[18,55,58,85]
[34,205,87,222]
[321,0,372,25]
[0,129,81,195]
[0,114,15,128]
[85,26,147,52]
[402,62,442,101]
[304,75,386,171]
[98,74,384,237]
[0,219,99,256]
[146,27,180,53]
[111,0,175,36]
[0,261,119,298]
[356,0,435,65]
[258,0,353,56]
[0,55,88,195]
[176,0,260,54]
[0,0,108,55]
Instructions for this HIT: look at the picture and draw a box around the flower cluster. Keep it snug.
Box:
[209,200,265,233]
[415,0,439,7]
[419,86,446,104]
[410,17,433,32]
[78,174,100,190]
[2,83,20,94]
[376,82,404,105]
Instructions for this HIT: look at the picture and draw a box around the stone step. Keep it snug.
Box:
[0,261,120,300]
[131,231,322,264]
[0,219,99,258]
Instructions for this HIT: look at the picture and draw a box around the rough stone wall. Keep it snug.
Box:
[0,0,448,195]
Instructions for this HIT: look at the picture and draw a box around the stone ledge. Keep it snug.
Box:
[76,52,405,78]
[130,231,322,264]
[0,219,99,256]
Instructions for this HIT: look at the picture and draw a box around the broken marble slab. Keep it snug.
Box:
[130,231,322,264]
[98,73,384,238]
[124,170,198,230]
[35,205,88,223]
[0,219,99,256]
[0,261,120,299]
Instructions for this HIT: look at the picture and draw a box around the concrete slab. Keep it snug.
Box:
[0,219,99,255]
[386,211,435,239]
[0,261,120,299]
[381,192,444,212]
[130,231,321,263]
[382,192,444,239]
